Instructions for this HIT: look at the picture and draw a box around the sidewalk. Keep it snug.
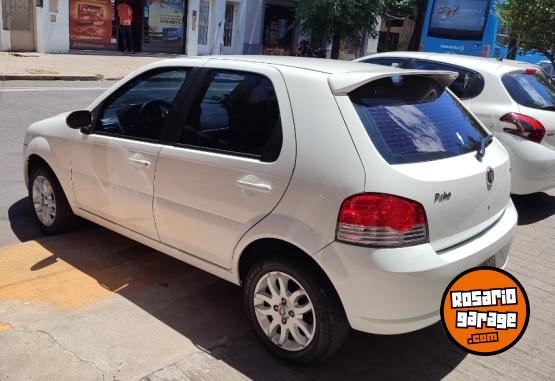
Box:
[0,51,179,81]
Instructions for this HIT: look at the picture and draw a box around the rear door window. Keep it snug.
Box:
[502,71,555,110]
[178,70,282,161]
[410,60,484,99]
[350,76,488,164]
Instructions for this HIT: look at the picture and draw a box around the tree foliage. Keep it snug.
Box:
[385,0,417,18]
[295,0,383,59]
[497,0,555,64]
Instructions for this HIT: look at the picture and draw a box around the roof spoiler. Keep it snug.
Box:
[328,70,459,95]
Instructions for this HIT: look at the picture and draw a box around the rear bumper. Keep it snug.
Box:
[315,199,517,335]
[506,139,555,195]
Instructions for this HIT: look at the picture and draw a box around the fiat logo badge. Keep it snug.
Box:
[486,167,494,190]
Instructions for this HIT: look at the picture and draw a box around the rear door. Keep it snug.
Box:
[153,61,296,268]
[333,73,511,251]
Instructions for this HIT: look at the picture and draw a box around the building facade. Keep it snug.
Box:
[0,0,248,55]
[0,0,379,57]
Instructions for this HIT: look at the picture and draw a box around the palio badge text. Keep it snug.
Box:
[441,267,529,355]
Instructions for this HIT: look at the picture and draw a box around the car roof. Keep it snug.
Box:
[158,55,397,75]
[356,51,535,75]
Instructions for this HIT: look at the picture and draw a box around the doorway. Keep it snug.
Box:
[222,1,237,54]
[7,0,35,51]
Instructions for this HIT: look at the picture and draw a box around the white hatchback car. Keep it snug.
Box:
[23,56,517,364]
[357,52,555,195]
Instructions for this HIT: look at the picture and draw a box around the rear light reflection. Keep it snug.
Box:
[500,113,545,143]
[337,193,428,247]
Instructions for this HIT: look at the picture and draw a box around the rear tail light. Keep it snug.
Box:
[336,193,428,247]
[500,113,545,143]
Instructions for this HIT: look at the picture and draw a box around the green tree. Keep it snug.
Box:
[295,0,383,59]
[497,0,555,66]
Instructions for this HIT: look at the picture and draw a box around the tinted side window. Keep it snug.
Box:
[502,72,555,110]
[364,58,409,68]
[410,60,484,99]
[179,70,282,161]
[96,69,187,141]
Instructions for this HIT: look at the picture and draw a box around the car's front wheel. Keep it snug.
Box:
[29,166,74,235]
[243,257,349,364]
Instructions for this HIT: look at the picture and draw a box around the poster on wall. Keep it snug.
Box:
[144,0,186,53]
[69,0,114,49]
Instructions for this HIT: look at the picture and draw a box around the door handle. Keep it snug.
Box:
[128,157,151,167]
[236,175,272,193]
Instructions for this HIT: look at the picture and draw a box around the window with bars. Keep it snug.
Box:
[223,2,234,47]
[198,0,210,45]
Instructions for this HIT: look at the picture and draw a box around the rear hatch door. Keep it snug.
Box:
[331,70,512,251]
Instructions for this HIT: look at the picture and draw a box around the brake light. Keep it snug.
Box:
[500,113,545,143]
[337,193,428,247]
[524,68,538,75]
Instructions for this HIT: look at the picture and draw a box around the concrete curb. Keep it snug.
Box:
[0,74,122,81]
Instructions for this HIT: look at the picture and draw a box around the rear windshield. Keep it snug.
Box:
[350,76,488,164]
[502,72,555,110]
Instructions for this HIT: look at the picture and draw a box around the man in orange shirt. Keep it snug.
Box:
[117,0,134,52]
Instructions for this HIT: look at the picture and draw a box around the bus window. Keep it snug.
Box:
[410,60,485,99]
[428,0,490,40]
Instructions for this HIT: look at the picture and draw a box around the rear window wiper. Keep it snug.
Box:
[476,134,494,162]
[540,105,555,111]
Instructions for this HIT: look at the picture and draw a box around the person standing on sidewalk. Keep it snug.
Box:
[117,0,134,52]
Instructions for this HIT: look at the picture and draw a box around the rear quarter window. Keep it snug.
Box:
[350,76,488,164]
[502,72,555,110]
[410,60,484,99]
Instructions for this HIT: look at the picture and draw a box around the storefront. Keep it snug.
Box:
[68,0,188,53]
[262,1,295,55]
[243,0,299,56]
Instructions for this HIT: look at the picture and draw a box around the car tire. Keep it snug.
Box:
[243,256,349,365]
[29,165,75,235]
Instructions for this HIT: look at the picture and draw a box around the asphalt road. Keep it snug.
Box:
[0,81,554,380]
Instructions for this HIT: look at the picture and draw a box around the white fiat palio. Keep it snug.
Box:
[23,56,517,364]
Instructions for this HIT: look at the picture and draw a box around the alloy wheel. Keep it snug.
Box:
[32,175,56,227]
[253,271,316,352]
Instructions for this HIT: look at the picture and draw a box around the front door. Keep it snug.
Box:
[153,62,296,268]
[8,0,35,51]
[71,68,189,240]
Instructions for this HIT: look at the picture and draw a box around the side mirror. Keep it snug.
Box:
[66,110,92,132]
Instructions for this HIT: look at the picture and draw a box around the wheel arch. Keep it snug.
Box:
[24,152,76,212]
[236,237,347,316]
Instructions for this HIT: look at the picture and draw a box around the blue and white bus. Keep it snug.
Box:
[420,0,546,64]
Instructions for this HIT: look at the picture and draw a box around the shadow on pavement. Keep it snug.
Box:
[7,196,466,379]
[512,192,555,225]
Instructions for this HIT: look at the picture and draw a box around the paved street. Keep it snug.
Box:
[0,81,554,380]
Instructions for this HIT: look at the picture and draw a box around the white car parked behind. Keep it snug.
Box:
[357,52,555,195]
[23,56,517,363]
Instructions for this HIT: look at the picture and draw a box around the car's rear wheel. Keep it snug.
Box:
[243,257,349,364]
[29,166,74,235]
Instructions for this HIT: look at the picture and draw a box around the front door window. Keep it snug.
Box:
[95,68,188,141]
